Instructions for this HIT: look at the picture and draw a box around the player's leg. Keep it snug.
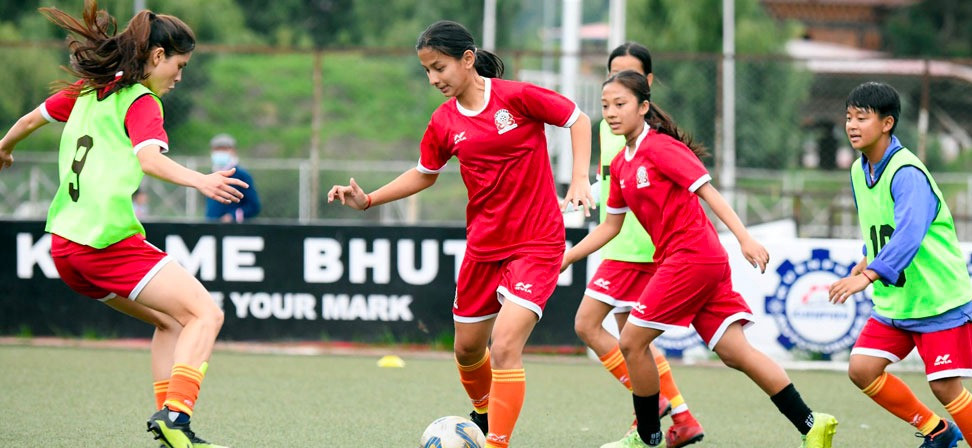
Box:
[848,317,957,446]
[103,296,183,409]
[918,322,972,443]
[485,300,538,448]
[135,262,225,448]
[616,322,665,446]
[649,342,703,447]
[577,296,633,389]
[453,257,502,435]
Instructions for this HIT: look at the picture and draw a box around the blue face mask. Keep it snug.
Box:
[211,151,237,170]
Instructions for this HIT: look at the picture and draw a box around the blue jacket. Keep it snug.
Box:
[205,165,261,221]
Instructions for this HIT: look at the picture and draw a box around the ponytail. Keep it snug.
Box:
[473,49,504,78]
[40,0,195,96]
[417,20,504,79]
[646,103,708,159]
[604,70,708,160]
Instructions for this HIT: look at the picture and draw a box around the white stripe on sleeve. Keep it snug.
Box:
[39,103,56,123]
[133,139,169,155]
[688,174,712,193]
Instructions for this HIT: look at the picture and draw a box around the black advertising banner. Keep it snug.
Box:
[1,221,589,346]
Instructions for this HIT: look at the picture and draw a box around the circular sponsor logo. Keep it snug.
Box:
[764,248,871,355]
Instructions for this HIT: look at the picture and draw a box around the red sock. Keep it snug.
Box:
[863,372,940,435]
[945,388,972,440]
[599,345,632,391]
[486,368,525,448]
[457,349,491,414]
[153,379,169,410]
[163,364,203,416]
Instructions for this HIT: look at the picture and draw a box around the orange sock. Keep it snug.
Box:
[599,345,632,391]
[457,349,491,414]
[945,388,972,440]
[486,368,525,448]
[656,354,690,414]
[163,364,204,416]
[153,379,169,410]
[863,372,941,435]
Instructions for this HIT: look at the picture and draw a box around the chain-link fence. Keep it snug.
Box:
[2,42,971,237]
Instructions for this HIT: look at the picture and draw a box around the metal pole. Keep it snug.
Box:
[720,0,736,206]
[134,0,146,14]
[309,51,323,220]
[557,0,581,184]
[608,0,626,50]
[483,0,497,51]
[917,59,930,160]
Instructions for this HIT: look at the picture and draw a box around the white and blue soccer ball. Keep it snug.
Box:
[419,415,486,448]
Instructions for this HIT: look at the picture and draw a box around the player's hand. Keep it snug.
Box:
[0,147,13,172]
[828,274,870,304]
[740,237,769,273]
[849,257,867,276]
[327,177,370,210]
[562,178,595,217]
[197,167,247,204]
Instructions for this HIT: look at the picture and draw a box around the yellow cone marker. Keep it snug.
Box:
[377,355,405,368]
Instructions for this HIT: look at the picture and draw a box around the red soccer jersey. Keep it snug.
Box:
[606,126,727,264]
[41,80,169,153]
[419,78,580,261]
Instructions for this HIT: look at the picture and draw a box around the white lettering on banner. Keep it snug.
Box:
[397,239,438,285]
[228,292,317,320]
[16,233,57,279]
[321,294,413,321]
[222,236,264,282]
[349,238,390,284]
[442,239,466,282]
[304,238,343,283]
[165,235,216,281]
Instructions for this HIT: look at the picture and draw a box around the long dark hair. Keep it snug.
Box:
[416,20,504,79]
[40,0,195,96]
[604,70,708,159]
[607,42,653,75]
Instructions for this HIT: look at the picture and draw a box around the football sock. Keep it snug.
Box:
[163,363,204,417]
[485,368,525,448]
[770,383,814,435]
[599,345,632,390]
[153,379,169,410]
[945,388,972,439]
[656,353,689,414]
[633,393,662,442]
[457,349,491,414]
[863,372,941,435]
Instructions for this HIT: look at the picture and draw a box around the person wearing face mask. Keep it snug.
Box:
[205,133,260,222]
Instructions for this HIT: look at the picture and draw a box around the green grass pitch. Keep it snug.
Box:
[0,344,961,447]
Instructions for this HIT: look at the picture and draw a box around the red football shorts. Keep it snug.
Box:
[453,252,562,322]
[852,317,972,381]
[627,261,753,349]
[51,233,172,301]
[585,259,656,313]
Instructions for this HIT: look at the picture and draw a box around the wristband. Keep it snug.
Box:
[363,193,373,210]
[861,270,876,283]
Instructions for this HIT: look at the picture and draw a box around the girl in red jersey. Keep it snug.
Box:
[328,20,593,448]
[561,70,837,448]
[0,2,243,446]
[577,42,703,448]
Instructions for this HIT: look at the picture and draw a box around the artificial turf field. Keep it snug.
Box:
[0,342,962,447]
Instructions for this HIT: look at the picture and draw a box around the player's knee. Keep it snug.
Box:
[574,314,597,344]
[716,347,744,370]
[489,342,521,368]
[847,364,880,389]
[929,378,963,404]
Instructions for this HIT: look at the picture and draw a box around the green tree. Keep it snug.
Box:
[883,0,971,57]
[627,0,811,169]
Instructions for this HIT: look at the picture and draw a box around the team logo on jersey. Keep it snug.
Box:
[935,354,952,366]
[453,131,467,145]
[514,282,533,294]
[636,166,650,189]
[494,109,518,134]
[619,179,626,189]
[765,248,871,356]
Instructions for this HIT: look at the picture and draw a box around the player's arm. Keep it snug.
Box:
[696,182,769,273]
[138,147,248,204]
[0,107,49,171]
[328,168,438,211]
[563,111,594,216]
[561,212,624,271]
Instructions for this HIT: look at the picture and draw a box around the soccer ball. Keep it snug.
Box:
[419,415,486,448]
